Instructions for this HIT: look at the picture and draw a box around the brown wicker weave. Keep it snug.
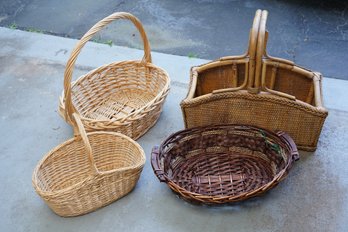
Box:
[181,10,328,151]
[58,12,170,140]
[151,124,299,204]
[32,113,145,217]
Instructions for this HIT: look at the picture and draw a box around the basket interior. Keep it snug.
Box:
[194,63,247,97]
[263,64,315,106]
[160,126,290,197]
[193,62,316,107]
[34,133,144,192]
[71,62,168,120]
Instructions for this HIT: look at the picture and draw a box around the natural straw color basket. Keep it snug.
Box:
[151,124,299,204]
[32,113,145,217]
[181,10,328,151]
[59,12,170,140]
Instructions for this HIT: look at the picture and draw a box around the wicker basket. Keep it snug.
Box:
[59,12,170,140]
[151,124,299,204]
[181,10,328,151]
[32,113,145,217]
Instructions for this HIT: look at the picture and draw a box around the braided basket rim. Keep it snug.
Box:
[181,88,327,116]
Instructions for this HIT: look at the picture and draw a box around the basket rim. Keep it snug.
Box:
[154,124,296,202]
[190,57,320,79]
[59,59,170,123]
[184,56,327,112]
[32,131,146,196]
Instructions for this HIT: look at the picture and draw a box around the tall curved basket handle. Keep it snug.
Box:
[211,9,262,95]
[246,9,262,88]
[253,10,297,101]
[64,12,152,123]
[72,113,99,175]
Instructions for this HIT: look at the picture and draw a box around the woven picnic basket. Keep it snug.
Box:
[151,124,299,204]
[58,12,170,140]
[181,10,328,151]
[32,112,145,217]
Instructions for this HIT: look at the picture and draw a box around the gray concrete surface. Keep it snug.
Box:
[1,27,348,232]
[1,0,348,80]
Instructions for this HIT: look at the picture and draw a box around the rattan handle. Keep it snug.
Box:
[151,146,166,182]
[64,12,152,121]
[253,11,297,101]
[211,10,261,94]
[254,10,268,88]
[247,9,262,88]
[276,131,300,161]
[72,113,99,174]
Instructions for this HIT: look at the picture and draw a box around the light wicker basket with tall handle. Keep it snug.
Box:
[32,111,146,217]
[58,12,170,140]
[181,10,328,151]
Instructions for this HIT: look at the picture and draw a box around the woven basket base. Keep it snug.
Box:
[85,90,155,120]
[172,152,274,198]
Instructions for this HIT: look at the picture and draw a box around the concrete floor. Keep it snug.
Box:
[1,27,348,232]
[0,0,348,80]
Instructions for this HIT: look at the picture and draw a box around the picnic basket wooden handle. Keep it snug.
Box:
[212,9,261,95]
[72,113,99,174]
[64,12,152,121]
[254,10,268,89]
[247,9,262,88]
[254,10,297,101]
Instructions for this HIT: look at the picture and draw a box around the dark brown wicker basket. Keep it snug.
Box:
[151,125,299,204]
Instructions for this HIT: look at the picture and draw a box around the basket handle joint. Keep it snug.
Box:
[276,131,299,161]
[151,146,166,182]
[247,86,261,94]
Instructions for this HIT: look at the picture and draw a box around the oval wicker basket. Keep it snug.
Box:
[32,113,146,217]
[151,125,299,204]
[58,12,170,140]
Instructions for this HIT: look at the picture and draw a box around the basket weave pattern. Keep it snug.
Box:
[33,113,146,217]
[182,91,326,150]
